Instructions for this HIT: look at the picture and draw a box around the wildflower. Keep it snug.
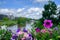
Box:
[21,37,26,40]
[16,28,33,40]
[25,38,31,40]
[16,28,20,32]
[17,31,24,35]
[54,27,58,30]
[23,33,29,38]
[11,38,15,40]
[28,34,33,40]
[41,29,48,33]
[43,20,53,28]
[35,28,40,32]
[29,33,32,37]
[48,29,52,34]
[12,34,18,39]
[23,28,28,32]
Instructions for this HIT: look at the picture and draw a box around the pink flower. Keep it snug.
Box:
[43,20,53,28]
[16,29,33,40]
[21,38,25,40]
[17,31,24,35]
[35,28,40,32]
[41,29,48,33]
[23,33,29,38]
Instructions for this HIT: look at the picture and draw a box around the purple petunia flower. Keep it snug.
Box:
[16,28,20,32]
[11,38,15,40]
[29,33,32,37]
[12,34,18,39]
[35,28,40,32]
[23,28,28,32]
[25,38,31,40]
[43,20,53,28]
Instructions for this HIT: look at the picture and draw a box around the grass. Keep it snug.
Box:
[0,20,17,27]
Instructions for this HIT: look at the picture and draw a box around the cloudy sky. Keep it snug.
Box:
[0,0,60,19]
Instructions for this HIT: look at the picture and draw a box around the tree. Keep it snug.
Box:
[58,10,60,24]
[3,17,9,21]
[42,0,59,26]
[42,1,57,19]
[33,1,60,29]
[17,17,27,27]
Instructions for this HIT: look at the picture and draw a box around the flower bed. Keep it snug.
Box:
[0,25,60,40]
[11,28,33,40]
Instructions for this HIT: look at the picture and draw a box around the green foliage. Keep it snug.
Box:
[17,17,27,27]
[3,17,9,21]
[0,29,12,40]
[17,17,31,27]
[33,21,44,29]
[5,20,17,26]
[0,16,17,26]
[0,20,17,26]
[0,17,31,27]
[18,34,24,40]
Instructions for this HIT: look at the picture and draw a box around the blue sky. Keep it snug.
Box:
[0,0,60,19]
[0,0,60,8]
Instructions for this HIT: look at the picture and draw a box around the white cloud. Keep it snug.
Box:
[0,9,16,15]
[0,9,10,15]
[0,8,24,15]
[27,7,43,13]
[57,5,60,11]
[34,0,54,3]
[57,5,60,8]
[57,5,60,14]
[17,8,25,12]
[34,0,49,3]
[0,7,44,19]
[21,7,44,19]
[36,0,49,2]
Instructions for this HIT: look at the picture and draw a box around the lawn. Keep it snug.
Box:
[0,20,17,27]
